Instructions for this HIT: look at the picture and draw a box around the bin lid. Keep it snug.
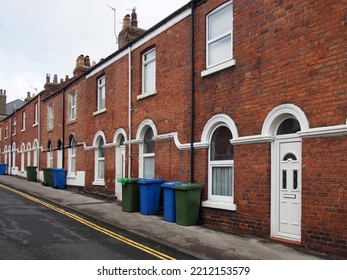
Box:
[161,181,186,188]
[117,178,141,186]
[172,183,203,190]
[138,178,166,185]
[52,168,67,172]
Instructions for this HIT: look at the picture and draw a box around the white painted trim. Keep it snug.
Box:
[202,200,237,211]
[113,128,127,146]
[201,114,239,143]
[298,124,347,138]
[231,135,275,145]
[135,119,158,140]
[262,104,310,136]
[201,59,236,77]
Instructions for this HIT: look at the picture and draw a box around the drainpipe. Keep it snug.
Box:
[62,89,65,169]
[37,92,41,171]
[190,0,195,183]
[128,45,132,177]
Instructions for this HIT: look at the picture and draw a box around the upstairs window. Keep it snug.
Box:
[69,91,77,121]
[142,48,156,96]
[47,104,54,130]
[34,102,39,125]
[22,111,26,131]
[5,122,8,138]
[97,76,106,111]
[13,117,17,135]
[202,1,234,76]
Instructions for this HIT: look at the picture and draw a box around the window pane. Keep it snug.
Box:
[144,156,154,178]
[208,35,232,66]
[277,118,301,135]
[208,4,232,40]
[144,60,156,93]
[98,139,104,158]
[144,128,154,153]
[144,49,155,61]
[98,159,105,179]
[211,126,233,160]
[212,167,232,196]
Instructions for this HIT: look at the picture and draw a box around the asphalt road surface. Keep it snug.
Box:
[0,185,183,260]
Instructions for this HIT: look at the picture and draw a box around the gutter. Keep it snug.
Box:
[128,46,132,177]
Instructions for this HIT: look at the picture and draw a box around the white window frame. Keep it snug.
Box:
[95,76,106,113]
[201,1,235,77]
[5,123,8,139]
[93,134,106,186]
[33,102,39,126]
[13,117,17,135]
[47,141,53,168]
[68,137,76,175]
[26,143,31,166]
[69,91,77,121]
[21,111,26,132]
[47,105,54,130]
[139,48,156,99]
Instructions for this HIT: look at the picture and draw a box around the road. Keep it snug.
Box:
[0,185,182,260]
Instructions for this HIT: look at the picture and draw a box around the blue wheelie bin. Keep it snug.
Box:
[138,178,165,215]
[161,182,185,222]
[52,168,67,189]
[0,163,7,175]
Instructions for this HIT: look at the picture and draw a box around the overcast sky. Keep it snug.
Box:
[0,0,189,102]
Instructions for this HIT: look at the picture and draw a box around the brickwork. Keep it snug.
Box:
[0,0,346,257]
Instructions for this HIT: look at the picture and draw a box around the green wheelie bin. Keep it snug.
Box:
[173,183,203,226]
[117,178,141,212]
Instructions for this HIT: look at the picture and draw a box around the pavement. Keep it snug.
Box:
[0,175,332,260]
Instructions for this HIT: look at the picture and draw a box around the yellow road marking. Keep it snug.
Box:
[0,183,175,260]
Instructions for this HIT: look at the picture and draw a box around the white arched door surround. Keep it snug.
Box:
[114,129,127,200]
[263,104,309,242]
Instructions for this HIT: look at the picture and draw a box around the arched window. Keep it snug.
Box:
[27,143,31,166]
[96,137,105,181]
[143,127,155,178]
[209,126,234,198]
[20,143,25,171]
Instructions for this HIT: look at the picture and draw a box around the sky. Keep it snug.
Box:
[0,0,189,102]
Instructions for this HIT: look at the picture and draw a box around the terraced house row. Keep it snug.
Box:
[0,0,346,257]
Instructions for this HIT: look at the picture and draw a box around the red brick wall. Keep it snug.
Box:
[302,136,347,256]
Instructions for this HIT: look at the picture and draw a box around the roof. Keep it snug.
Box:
[6,99,24,115]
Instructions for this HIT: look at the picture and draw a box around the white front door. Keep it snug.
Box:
[115,145,126,200]
[273,139,302,241]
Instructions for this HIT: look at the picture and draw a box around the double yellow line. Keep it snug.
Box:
[0,183,175,260]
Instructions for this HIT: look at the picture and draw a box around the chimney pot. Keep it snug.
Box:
[27,92,30,98]
[122,14,131,29]
[84,55,90,67]
[53,74,58,83]
[65,75,69,81]
[46,73,51,83]
[131,7,138,27]
[0,89,2,95]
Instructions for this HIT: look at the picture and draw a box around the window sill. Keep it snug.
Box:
[68,119,77,125]
[93,108,106,116]
[137,90,157,100]
[201,59,236,77]
[202,200,237,211]
[92,180,105,186]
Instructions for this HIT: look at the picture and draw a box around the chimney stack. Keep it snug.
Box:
[118,7,146,49]
[0,89,6,116]
[73,54,91,77]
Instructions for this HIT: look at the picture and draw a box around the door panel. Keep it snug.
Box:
[277,140,302,239]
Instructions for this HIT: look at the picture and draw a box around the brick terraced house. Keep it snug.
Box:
[1,1,346,257]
